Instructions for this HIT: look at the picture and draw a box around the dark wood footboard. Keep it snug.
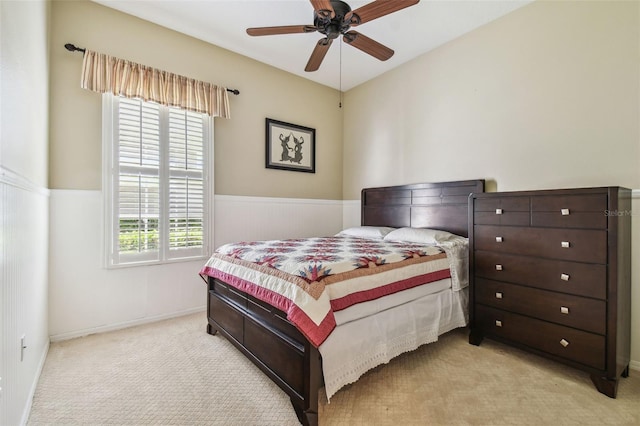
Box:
[207,277,322,426]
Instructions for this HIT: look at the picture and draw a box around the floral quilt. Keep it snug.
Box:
[200,236,455,347]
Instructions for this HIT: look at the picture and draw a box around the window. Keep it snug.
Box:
[103,94,213,267]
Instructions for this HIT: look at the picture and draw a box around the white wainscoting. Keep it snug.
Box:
[342,200,361,229]
[0,170,50,426]
[214,195,344,247]
[48,191,345,340]
[48,190,208,341]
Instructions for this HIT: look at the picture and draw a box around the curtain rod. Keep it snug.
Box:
[64,43,240,95]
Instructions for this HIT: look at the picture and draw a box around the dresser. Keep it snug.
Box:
[468,187,631,398]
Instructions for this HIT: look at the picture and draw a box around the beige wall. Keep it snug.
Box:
[343,0,639,198]
[49,0,343,199]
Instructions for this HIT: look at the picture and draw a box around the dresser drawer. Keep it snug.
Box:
[474,225,607,264]
[475,279,606,334]
[475,305,605,370]
[474,197,529,226]
[474,251,606,299]
[531,194,607,212]
[531,194,607,229]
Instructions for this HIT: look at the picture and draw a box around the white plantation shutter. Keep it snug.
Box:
[117,99,161,260]
[168,109,205,253]
[103,95,213,267]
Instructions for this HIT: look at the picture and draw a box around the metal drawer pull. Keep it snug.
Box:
[560,273,570,281]
[561,241,570,248]
[561,208,570,216]
[495,208,503,215]
[495,236,503,242]
[560,339,570,347]
[495,320,503,327]
[495,264,503,271]
[560,306,570,314]
[495,292,503,299]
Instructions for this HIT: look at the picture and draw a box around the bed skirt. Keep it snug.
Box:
[319,286,469,399]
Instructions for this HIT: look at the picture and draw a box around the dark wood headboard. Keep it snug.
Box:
[361,179,485,238]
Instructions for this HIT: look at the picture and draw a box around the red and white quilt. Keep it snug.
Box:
[200,236,458,347]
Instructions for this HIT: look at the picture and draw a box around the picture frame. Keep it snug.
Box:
[265,118,315,173]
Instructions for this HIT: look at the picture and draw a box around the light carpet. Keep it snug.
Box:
[29,313,640,425]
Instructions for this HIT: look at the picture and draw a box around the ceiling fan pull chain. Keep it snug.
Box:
[339,39,342,108]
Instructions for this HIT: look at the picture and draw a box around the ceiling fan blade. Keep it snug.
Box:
[349,0,420,26]
[305,38,333,72]
[247,25,317,37]
[310,0,335,19]
[343,31,393,61]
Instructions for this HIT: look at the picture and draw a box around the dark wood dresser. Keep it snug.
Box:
[468,187,631,398]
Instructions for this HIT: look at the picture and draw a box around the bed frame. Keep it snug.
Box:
[205,179,485,425]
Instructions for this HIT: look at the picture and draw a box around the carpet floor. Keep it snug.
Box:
[28,312,640,425]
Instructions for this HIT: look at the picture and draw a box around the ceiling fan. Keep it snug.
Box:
[246,0,420,72]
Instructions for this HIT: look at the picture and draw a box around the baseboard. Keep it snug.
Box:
[20,340,50,426]
[49,306,206,342]
[629,360,640,372]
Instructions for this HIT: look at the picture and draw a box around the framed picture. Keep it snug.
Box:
[265,118,315,173]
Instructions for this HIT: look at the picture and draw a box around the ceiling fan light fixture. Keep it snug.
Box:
[314,0,352,36]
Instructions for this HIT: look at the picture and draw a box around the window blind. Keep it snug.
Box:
[105,95,212,267]
[168,109,205,251]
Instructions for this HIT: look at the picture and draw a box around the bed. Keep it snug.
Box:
[200,179,485,426]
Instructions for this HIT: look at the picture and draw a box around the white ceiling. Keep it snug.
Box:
[92,0,532,91]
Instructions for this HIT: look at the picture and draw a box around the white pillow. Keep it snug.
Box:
[335,226,396,240]
[383,227,458,244]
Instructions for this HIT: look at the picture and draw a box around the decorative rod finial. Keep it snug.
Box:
[64,43,85,53]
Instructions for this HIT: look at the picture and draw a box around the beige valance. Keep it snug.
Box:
[80,50,231,119]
